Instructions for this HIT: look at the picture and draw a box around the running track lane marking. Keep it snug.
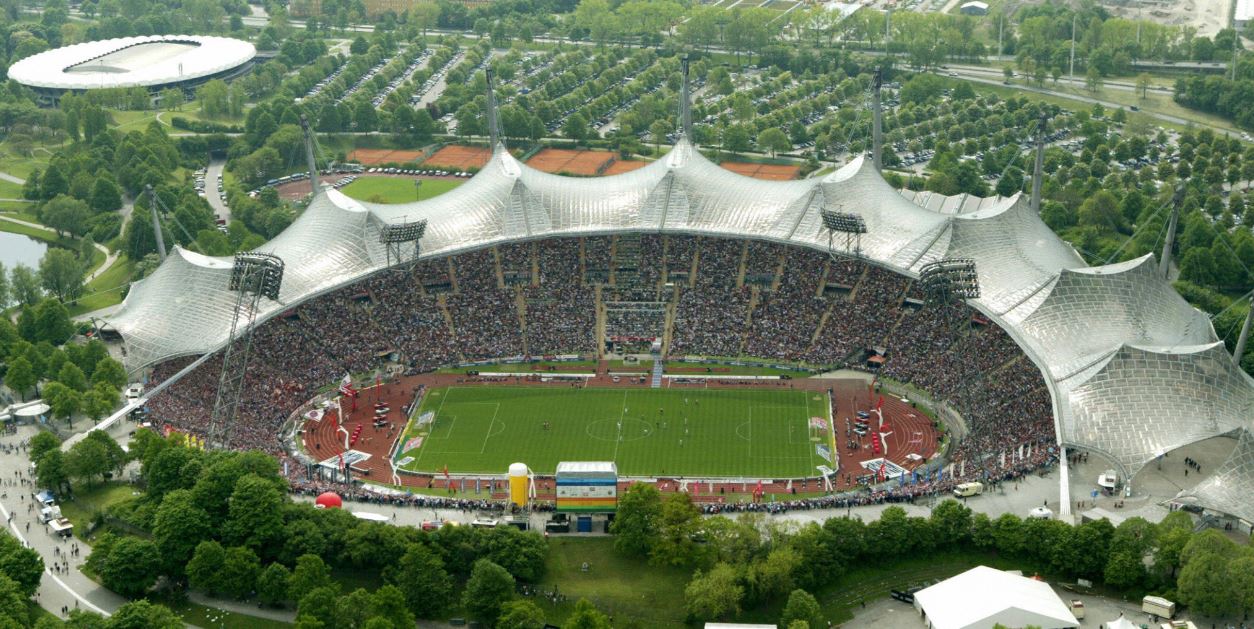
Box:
[0,501,111,616]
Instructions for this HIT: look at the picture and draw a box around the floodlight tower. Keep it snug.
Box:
[207,252,285,449]
[381,217,428,271]
[300,114,321,197]
[872,67,884,172]
[821,207,867,259]
[919,258,980,307]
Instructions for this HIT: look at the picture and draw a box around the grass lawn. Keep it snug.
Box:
[0,178,24,198]
[0,204,40,222]
[400,386,828,477]
[162,600,292,629]
[339,176,463,203]
[57,481,140,539]
[0,146,51,180]
[534,537,690,628]
[69,255,136,317]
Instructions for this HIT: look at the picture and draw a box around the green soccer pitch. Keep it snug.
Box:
[397,386,829,477]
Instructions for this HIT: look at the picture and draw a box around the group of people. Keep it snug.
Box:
[140,233,1057,495]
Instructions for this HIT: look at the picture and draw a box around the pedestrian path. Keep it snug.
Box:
[651,360,663,388]
[0,215,118,282]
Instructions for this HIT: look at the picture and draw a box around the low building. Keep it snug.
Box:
[959,0,989,15]
[913,566,1079,629]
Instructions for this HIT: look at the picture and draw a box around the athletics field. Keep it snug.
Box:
[396,386,832,478]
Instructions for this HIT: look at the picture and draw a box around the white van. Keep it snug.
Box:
[1142,595,1176,618]
[125,383,144,401]
[952,482,984,498]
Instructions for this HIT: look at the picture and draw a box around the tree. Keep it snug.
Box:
[89,178,123,213]
[565,598,612,629]
[563,112,591,141]
[4,357,36,401]
[219,546,262,600]
[257,562,292,607]
[350,36,370,54]
[0,531,44,596]
[0,262,8,309]
[463,559,515,626]
[613,483,662,557]
[66,433,109,484]
[780,589,824,629]
[497,600,546,629]
[107,600,182,628]
[0,574,28,627]
[58,361,87,391]
[187,541,227,594]
[92,357,128,390]
[1136,73,1151,99]
[651,492,706,568]
[757,127,790,157]
[34,298,74,345]
[153,489,213,578]
[42,195,92,237]
[28,431,61,464]
[389,542,453,618]
[724,124,752,154]
[39,249,86,303]
[684,563,743,621]
[370,585,416,629]
[289,554,334,603]
[84,383,118,422]
[223,473,285,552]
[99,537,161,597]
[11,264,41,307]
[35,449,69,496]
[1085,65,1102,93]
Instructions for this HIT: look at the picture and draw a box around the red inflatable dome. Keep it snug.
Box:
[315,492,343,509]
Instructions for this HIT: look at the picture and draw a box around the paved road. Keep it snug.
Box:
[935,67,1243,137]
[205,159,230,224]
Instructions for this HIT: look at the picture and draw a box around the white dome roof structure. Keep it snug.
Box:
[8,35,255,94]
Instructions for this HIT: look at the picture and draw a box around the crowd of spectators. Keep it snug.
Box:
[140,233,1056,496]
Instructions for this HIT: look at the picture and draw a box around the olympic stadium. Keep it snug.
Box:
[7,35,256,104]
[93,105,1254,526]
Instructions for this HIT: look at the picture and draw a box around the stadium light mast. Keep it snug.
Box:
[872,67,883,172]
[679,53,693,140]
[1159,185,1184,280]
[207,252,285,450]
[300,114,321,197]
[919,259,980,307]
[821,207,867,259]
[486,65,501,151]
[1030,113,1047,214]
[380,217,428,272]
[147,184,167,262]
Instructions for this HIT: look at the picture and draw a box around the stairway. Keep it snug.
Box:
[651,359,664,388]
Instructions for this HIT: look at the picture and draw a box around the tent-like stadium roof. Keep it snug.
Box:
[101,139,1254,521]
[8,35,255,91]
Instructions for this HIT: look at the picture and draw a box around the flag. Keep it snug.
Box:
[876,395,884,411]
[912,469,917,485]
[443,464,450,480]
[878,462,886,482]
[339,373,354,397]
[898,470,904,487]
[938,465,944,483]
[753,479,763,502]
[338,452,345,471]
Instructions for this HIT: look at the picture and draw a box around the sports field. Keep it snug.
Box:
[397,386,829,477]
[339,176,463,203]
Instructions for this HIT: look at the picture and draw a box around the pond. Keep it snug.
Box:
[0,230,49,269]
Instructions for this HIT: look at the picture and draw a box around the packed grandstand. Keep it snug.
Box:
[100,138,1254,524]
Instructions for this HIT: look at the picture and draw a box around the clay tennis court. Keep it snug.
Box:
[525,148,617,175]
[423,145,492,171]
[348,149,424,165]
[721,162,802,180]
[601,159,649,175]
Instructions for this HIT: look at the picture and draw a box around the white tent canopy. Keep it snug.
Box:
[913,566,1078,629]
[1104,616,1139,629]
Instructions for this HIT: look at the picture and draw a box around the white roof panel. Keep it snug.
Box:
[8,35,255,91]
